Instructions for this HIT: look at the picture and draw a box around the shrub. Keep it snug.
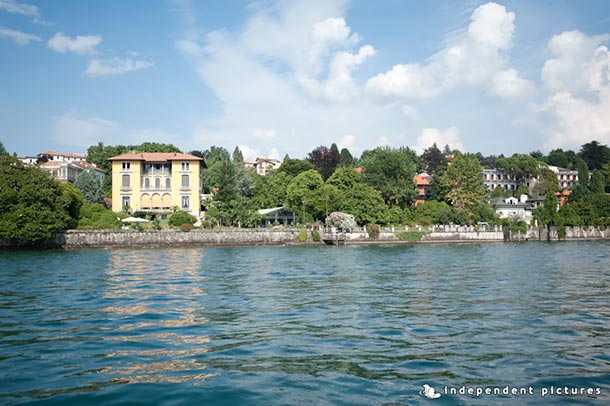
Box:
[367,223,380,240]
[168,210,197,227]
[312,230,321,242]
[180,223,194,232]
[297,231,308,242]
[396,231,427,241]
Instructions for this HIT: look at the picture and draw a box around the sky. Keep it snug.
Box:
[1,0,610,161]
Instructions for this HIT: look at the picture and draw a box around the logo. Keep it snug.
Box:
[420,384,441,399]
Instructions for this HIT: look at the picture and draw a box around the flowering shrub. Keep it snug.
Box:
[325,212,357,232]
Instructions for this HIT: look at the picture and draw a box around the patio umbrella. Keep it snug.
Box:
[121,216,149,223]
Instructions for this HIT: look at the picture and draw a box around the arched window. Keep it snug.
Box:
[144,177,150,189]
[155,177,161,189]
[165,177,171,189]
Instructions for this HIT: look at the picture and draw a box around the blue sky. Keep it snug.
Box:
[1,0,610,160]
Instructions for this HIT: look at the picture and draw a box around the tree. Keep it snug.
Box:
[250,171,292,209]
[326,167,362,190]
[0,141,8,157]
[203,146,230,164]
[441,154,486,216]
[74,170,104,204]
[590,169,605,194]
[168,210,197,226]
[286,169,324,219]
[279,158,316,177]
[306,145,340,180]
[360,146,418,207]
[232,146,244,163]
[480,155,497,169]
[529,150,545,160]
[336,183,387,225]
[532,168,559,196]
[579,140,610,170]
[0,157,82,245]
[339,148,354,167]
[496,153,544,184]
[547,149,572,168]
[533,191,557,241]
[420,143,446,174]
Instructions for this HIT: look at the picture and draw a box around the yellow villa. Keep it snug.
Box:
[108,152,206,217]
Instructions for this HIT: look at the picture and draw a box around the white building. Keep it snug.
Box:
[244,157,282,176]
[489,195,534,224]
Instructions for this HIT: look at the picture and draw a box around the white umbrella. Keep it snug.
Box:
[121,216,149,223]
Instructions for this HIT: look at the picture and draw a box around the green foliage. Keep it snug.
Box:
[232,146,244,163]
[421,143,447,174]
[0,157,83,244]
[396,231,427,241]
[279,158,316,177]
[203,145,231,164]
[0,141,8,157]
[386,206,410,225]
[339,148,354,167]
[532,168,559,195]
[471,202,500,225]
[74,170,104,204]
[286,169,324,211]
[360,146,418,207]
[335,183,388,225]
[590,169,605,194]
[250,171,292,209]
[579,140,610,170]
[297,231,308,242]
[413,200,461,225]
[366,223,381,240]
[312,230,321,242]
[496,153,544,182]
[490,186,508,198]
[326,167,362,190]
[78,202,123,229]
[168,210,197,226]
[441,154,486,217]
[547,148,576,168]
[574,157,590,188]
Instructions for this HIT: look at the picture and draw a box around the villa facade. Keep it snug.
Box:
[244,157,281,176]
[108,152,206,217]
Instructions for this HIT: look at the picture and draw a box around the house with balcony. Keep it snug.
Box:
[108,152,206,217]
[413,172,432,205]
[36,151,105,184]
[244,157,282,176]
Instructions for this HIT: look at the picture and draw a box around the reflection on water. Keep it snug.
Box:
[100,249,212,384]
[0,243,609,405]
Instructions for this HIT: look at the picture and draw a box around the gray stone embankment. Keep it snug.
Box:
[55,229,303,249]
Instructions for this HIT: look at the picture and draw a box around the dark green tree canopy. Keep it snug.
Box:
[579,141,610,170]
[279,158,316,177]
[360,146,418,207]
[421,143,446,174]
[0,157,82,245]
[307,145,340,180]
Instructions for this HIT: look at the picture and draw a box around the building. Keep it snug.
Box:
[244,157,281,176]
[257,207,297,227]
[108,152,206,217]
[413,172,432,205]
[548,165,579,189]
[482,169,521,192]
[489,195,534,224]
[38,151,87,163]
[36,151,105,184]
[18,156,39,165]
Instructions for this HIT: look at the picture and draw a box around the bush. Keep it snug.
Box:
[168,210,197,227]
[180,223,194,232]
[367,223,380,240]
[312,230,321,242]
[78,202,122,229]
[297,231,308,242]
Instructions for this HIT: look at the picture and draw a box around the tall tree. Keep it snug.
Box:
[533,191,557,241]
[203,146,231,164]
[232,146,244,163]
[441,154,486,216]
[279,158,316,177]
[74,170,104,204]
[0,141,8,157]
[360,146,418,207]
[421,143,446,174]
[306,145,340,180]
[579,141,610,170]
[590,169,605,194]
[339,148,354,167]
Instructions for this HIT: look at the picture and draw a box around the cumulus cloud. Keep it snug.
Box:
[47,32,102,55]
[0,25,40,46]
[253,129,276,139]
[538,30,610,149]
[365,2,533,100]
[85,57,153,77]
[0,0,39,17]
[413,127,465,154]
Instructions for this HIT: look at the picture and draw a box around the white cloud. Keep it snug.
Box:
[538,30,610,150]
[491,68,535,99]
[238,144,281,161]
[365,2,533,101]
[0,0,39,17]
[0,25,40,46]
[253,129,276,139]
[414,127,465,154]
[85,57,153,77]
[53,110,120,148]
[47,32,102,55]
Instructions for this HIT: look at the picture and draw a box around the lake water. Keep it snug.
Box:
[1,242,609,405]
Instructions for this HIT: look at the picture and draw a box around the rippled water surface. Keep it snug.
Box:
[1,242,610,405]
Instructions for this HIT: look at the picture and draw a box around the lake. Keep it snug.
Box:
[1,242,609,405]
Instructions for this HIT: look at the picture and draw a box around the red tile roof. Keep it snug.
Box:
[38,151,86,159]
[108,152,204,161]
